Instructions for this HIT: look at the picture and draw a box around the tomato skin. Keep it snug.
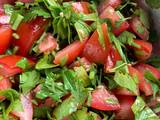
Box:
[12,17,48,56]
[133,39,152,61]
[98,0,122,14]
[82,23,111,64]
[104,46,121,73]
[38,33,57,53]
[135,63,160,79]
[0,0,15,7]
[0,55,34,78]
[0,25,13,54]
[130,17,149,40]
[72,2,90,14]
[115,95,135,120]
[54,40,85,65]
[99,6,129,36]
[0,78,12,100]
[134,63,160,96]
[90,85,120,111]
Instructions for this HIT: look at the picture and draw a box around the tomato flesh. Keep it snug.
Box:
[72,2,90,14]
[115,95,135,120]
[69,57,91,71]
[38,33,57,53]
[99,6,129,36]
[82,23,111,64]
[98,0,122,13]
[91,85,120,111]
[130,17,149,40]
[0,55,34,77]
[0,25,13,54]
[134,63,160,96]
[54,40,86,65]
[104,45,121,72]
[12,17,48,56]
[133,39,152,61]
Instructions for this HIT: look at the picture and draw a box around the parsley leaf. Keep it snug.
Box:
[36,54,58,70]
[74,20,92,41]
[114,68,139,95]
[132,96,159,120]
[0,89,23,119]
[118,31,140,48]
[19,70,40,94]
[62,68,88,103]
[36,70,67,101]
[144,70,160,97]
[52,96,79,120]
[16,57,29,69]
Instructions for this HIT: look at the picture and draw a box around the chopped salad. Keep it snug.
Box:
[0,0,160,120]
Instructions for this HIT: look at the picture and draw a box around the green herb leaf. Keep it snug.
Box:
[139,9,149,29]
[118,31,140,48]
[132,96,159,120]
[10,12,24,30]
[144,70,160,97]
[36,70,66,101]
[74,66,90,87]
[20,70,40,94]
[68,108,100,120]
[16,57,29,69]
[114,70,138,95]
[62,68,88,103]
[96,20,105,49]
[33,106,52,119]
[52,96,79,120]
[74,20,92,41]
[0,89,22,118]
[109,33,127,62]
[36,54,58,70]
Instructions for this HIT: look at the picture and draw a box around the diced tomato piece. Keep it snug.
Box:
[38,33,57,53]
[82,23,111,64]
[0,25,13,54]
[135,63,160,79]
[98,0,122,13]
[0,78,12,100]
[132,39,152,61]
[99,6,129,36]
[104,45,121,72]
[113,87,136,96]
[0,0,15,7]
[69,57,91,71]
[115,95,135,120]
[12,93,33,120]
[0,55,35,77]
[134,63,160,96]
[12,17,48,56]
[54,40,86,65]
[72,2,90,14]
[130,17,149,40]
[90,85,120,111]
